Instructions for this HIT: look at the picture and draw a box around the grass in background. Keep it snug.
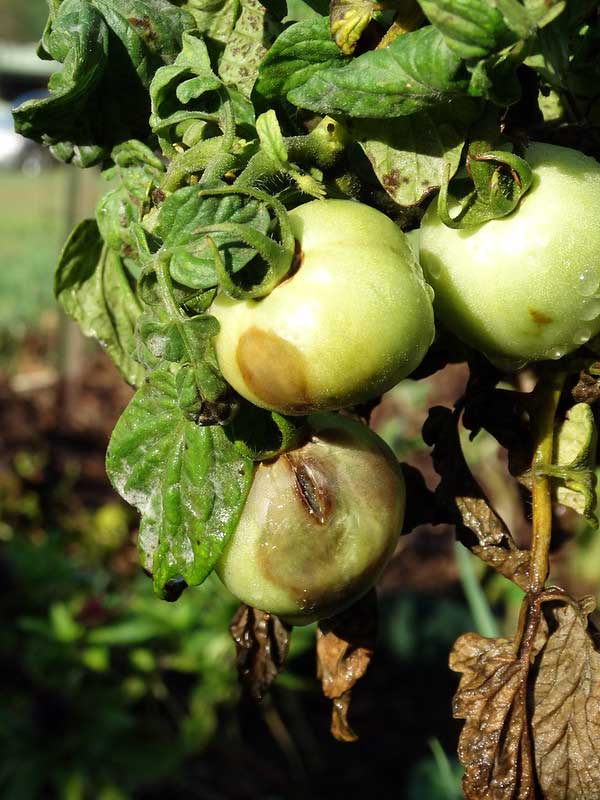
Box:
[0,167,102,337]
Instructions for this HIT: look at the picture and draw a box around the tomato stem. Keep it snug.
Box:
[528,372,565,593]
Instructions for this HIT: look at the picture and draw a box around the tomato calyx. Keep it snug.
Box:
[437,142,533,230]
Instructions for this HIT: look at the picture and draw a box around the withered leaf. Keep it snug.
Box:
[423,405,530,589]
[229,604,292,701]
[572,368,600,405]
[317,589,377,742]
[450,629,540,800]
[532,599,600,800]
[451,594,600,800]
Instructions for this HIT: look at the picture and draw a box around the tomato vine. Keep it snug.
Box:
[14,0,600,795]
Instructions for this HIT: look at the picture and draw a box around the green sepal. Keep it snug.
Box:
[437,143,533,229]
[225,401,307,460]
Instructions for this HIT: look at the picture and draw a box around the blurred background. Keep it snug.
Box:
[1,3,598,798]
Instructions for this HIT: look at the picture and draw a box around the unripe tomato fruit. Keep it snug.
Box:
[210,199,435,415]
[419,142,600,369]
[215,413,405,625]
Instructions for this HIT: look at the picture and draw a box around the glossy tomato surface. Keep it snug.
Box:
[216,413,405,625]
[211,199,435,414]
[419,143,600,368]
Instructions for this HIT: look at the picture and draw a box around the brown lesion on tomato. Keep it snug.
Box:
[255,442,404,621]
[529,308,553,326]
[285,453,334,525]
[236,326,312,414]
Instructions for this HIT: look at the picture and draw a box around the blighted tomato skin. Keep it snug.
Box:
[419,143,600,368]
[215,413,405,625]
[210,199,435,415]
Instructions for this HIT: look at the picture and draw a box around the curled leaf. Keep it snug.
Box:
[532,598,600,800]
[317,589,377,742]
[229,605,292,701]
[330,0,377,56]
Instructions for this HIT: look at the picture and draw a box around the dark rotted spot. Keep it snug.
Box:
[529,308,553,326]
[382,169,400,192]
[285,455,333,525]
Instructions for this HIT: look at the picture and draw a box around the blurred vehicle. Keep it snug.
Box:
[0,89,56,175]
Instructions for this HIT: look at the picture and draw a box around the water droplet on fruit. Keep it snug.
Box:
[573,326,592,345]
[549,347,566,360]
[425,283,435,302]
[581,299,600,321]
[578,268,600,297]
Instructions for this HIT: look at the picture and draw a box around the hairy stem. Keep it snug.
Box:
[528,372,565,593]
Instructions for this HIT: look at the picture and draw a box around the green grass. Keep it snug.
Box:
[0,167,102,336]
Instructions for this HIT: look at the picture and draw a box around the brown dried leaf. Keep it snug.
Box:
[451,594,600,800]
[423,405,530,589]
[316,589,377,742]
[572,368,600,405]
[533,599,600,800]
[229,604,292,701]
[450,630,541,800]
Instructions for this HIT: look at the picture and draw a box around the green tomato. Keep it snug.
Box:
[215,413,405,625]
[419,142,600,369]
[210,199,435,415]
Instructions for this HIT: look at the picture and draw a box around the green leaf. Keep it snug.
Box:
[350,100,480,206]
[525,2,597,95]
[13,0,110,167]
[149,185,271,289]
[135,309,227,402]
[96,140,165,269]
[418,0,517,59]
[466,43,523,105]
[106,368,255,596]
[522,0,566,29]
[13,0,194,167]
[183,0,242,55]
[149,31,255,156]
[285,0,329,20]
[287,25,468,118]
[138,312,220,365]
[55,219,145,387]
[330,0,378,56]
[218,0,283,96]
[255,17,346,101]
